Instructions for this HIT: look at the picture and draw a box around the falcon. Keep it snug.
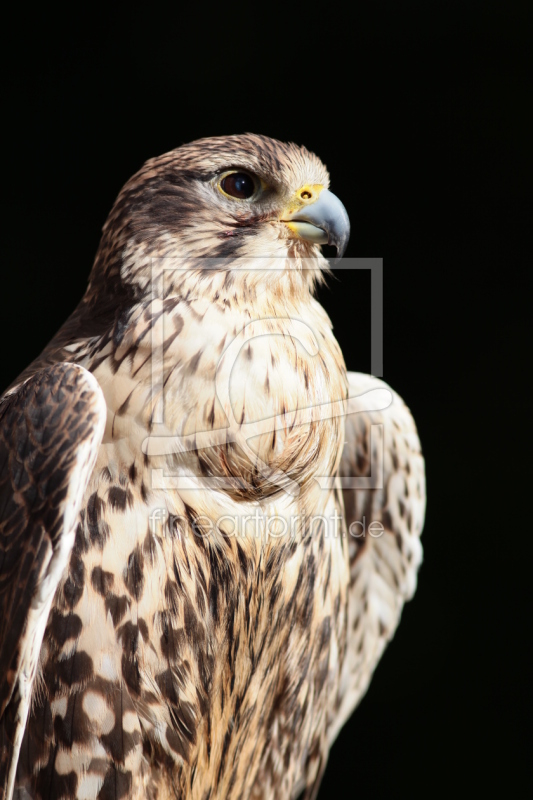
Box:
[0,134,425,799]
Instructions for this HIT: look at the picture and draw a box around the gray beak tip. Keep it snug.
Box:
[331,228,350,262]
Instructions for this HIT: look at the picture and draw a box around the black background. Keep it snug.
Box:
[2,2,530,797]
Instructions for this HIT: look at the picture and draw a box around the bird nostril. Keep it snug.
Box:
[300,190,312,200]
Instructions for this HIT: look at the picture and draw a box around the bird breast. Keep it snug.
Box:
[98,283,348,500]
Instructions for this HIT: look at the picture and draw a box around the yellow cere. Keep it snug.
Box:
[284,184,325,215]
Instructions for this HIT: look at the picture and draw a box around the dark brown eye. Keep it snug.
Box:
[221,172,256,199]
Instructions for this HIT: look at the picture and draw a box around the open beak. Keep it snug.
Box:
[282,188,350,259]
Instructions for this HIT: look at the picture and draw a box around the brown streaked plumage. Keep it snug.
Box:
[0,134,425,799]
[0,364,106,800]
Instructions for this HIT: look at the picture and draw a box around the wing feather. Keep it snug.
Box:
[0,363,106,799]
[330,371,426,744]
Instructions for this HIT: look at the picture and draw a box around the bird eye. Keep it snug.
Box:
[220,172,256,200]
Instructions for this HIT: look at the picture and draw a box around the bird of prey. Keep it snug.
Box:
[0,134,425,800]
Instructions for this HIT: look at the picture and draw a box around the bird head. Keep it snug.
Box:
[88,134,350,302]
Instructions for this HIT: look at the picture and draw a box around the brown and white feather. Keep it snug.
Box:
[0,135,425,799]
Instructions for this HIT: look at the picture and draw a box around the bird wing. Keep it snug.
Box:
[330,371,426,744]
[0,363,106,799]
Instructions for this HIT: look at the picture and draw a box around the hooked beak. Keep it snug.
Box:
[282,188,350,259]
